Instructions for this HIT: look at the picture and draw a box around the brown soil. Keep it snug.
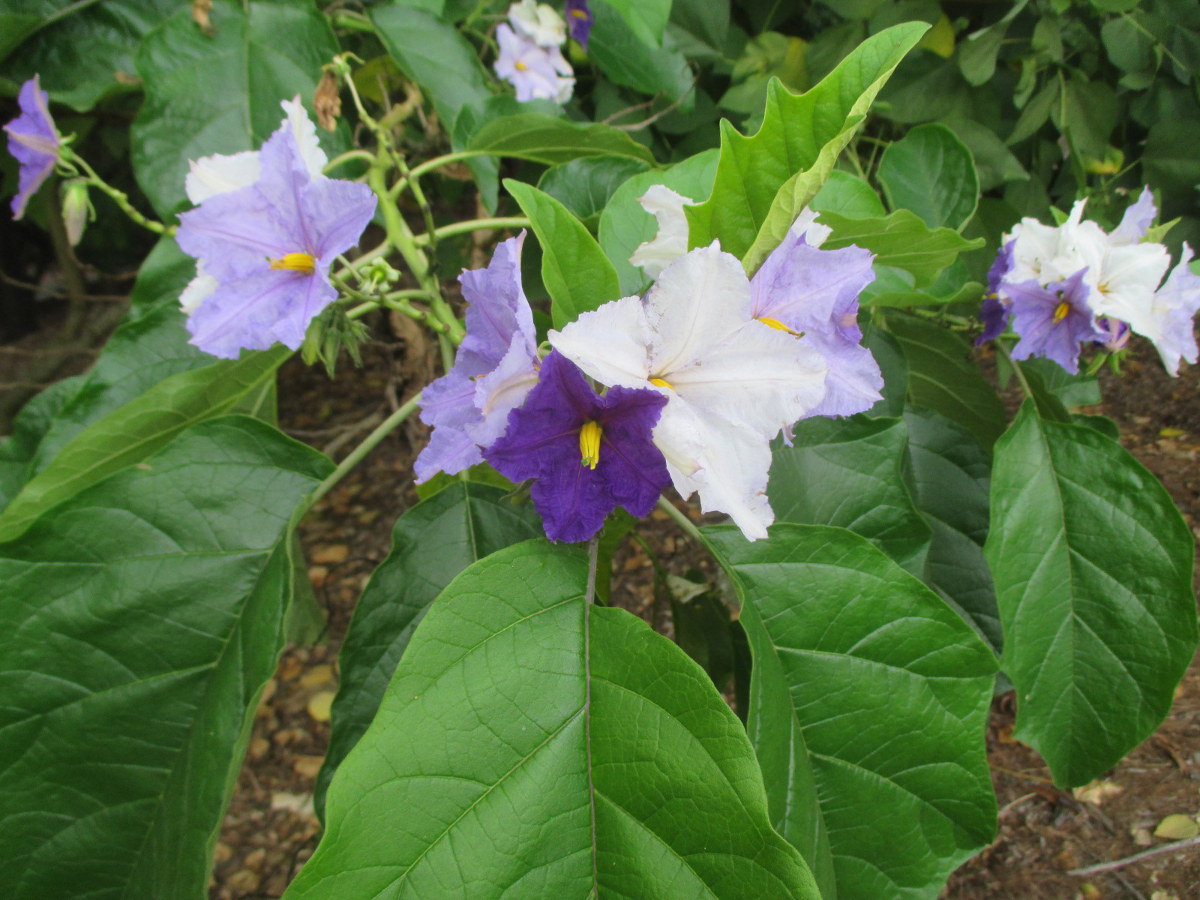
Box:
[200,334,1200,899]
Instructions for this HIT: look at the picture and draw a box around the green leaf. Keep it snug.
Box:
[505,180,622,329]
[957,23,1008,86]
[862,322,909,417]
[0,416,332,899]
[877,123,980,230]
[883,313,1007,450]
[0,345,291,543]
[597,0,671,46]
[538,155,651,230]
[904,408,1001,650]
[289,541,822,898]
[588,0,693,99]
[706,524,997,900]
[810,170,886,219]
[941,117,1030,192]
[132,0,344,216]
[769,416,931,576]
[1017,357,1101,409]
[686,23,928,269]
[985,403,1198,786]
[819,209,985,287]
[1054,80,1117,161]
[468,113,656,166]
[598,148,720,296]
[315,482,542,819]
[0,0,177,109]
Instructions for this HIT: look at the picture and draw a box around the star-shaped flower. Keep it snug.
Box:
[494,23,575,103]
[551,244,827,540]
[4,76,60,220]
[174,105,376,358]
[486,351,669,542]
[1005,269,1106,373]
[415,232,540,482]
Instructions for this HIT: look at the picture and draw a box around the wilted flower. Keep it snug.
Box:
[551,244,827,540]
[494,23,575,103]
[565,0,594,48]
[486,351,669,542]
[175,100,376,358]
[4,76,60,220]
[415,232,541,482]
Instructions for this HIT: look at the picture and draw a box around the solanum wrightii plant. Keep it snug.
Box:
[1,3,1196,898]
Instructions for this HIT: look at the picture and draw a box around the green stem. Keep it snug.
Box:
[407,151,489,182]
[656,496,703,544]
[995,341,1035,401]
[330,10,376,32]
[415,217,531,245]
[324,149,376,173]
[68,153,175,236]
[303,393,421,513]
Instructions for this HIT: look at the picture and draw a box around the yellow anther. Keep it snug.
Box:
[579,420,602,470]
[757,316,801,336]
[1053,300,1071,323]
[570,8,588,16]
[269,252,317,275]
[515,61,529,71]
[649,377,673,391]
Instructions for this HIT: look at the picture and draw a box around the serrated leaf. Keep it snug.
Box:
[904,408,1001,650]
[288,541,821,899]
[597,148,720,296]
[315,482,542,818]
[819,209,984,287]
[769,415,931,576]
[132,0,345,216]
[468,113,656,166]
[685,23,927,268]
[878,123,980,230]
[986,403,1198,787]
[0,345,291,543]
[504,179,622,329]
[706,524,997,900]
[0,416,331,899]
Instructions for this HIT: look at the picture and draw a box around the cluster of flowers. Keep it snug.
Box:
[979,189,1200,376]
[416,187,881,544]
[494,0,592,104]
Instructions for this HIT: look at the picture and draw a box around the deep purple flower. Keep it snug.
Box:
[977,240,1014,345]
[485,351,670,543]
[4,76,60,220]
[175,121,376,359]
[565,0,594,48]
[749,213,880,419]
[415,233,540,482]
[1006,269,1107,374]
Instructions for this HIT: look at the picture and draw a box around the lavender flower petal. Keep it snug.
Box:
[5,76,60,219]
[1007,269,1106,374]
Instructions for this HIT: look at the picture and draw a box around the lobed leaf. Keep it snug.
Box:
[818,209,984,288]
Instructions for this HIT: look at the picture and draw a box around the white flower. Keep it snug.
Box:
[550,244,828,540]
[508,0,567,47]
[1141,244,1200,376]
[628,185,693,278]
[494,23,574,104]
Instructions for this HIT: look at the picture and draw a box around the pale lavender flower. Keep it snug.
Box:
[175,120,376,359]
[415,232,540,482]
[4,76,60,220]
[1111,187,1157,245]
[1142,244,1200,376]
[494,23,574,103]
[1006,269,1106,374]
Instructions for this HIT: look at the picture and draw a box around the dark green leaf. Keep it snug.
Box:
[468,114,656,166]
[0,416,331,899]
[769,415,931,576]
[878,123,980,230]
[505,179,622,329]
[820,209,985,287]
[133,0,345,216]
[706,524,997,900]
[537,155,650,230]
[316,482,542,819]
[290,541,821,898]
[588,0,692,99]
[862,322,909,417]
[986,403,1197,786]
[957,23,1008,86]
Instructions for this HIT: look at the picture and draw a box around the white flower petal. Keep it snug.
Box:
[179,263,218,314]
[508,0,566,46]
[549,294,654,388]
[185,151,261,204]
[628,185,692,278]
[280,97,327,177]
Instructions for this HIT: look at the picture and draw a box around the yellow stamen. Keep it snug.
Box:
[515,60,529,71]
[570,8,588,16]
[579,420,602,470]
[1053,300,1071,323]
[268,252,316,275]
[757,316,801,336]
[649,377,673,391]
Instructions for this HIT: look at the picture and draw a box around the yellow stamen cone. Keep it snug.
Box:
[579,420,602,470]
[649,377,673,391]
[269,252,317,274]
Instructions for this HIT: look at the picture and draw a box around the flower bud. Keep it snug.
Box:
[61,178,92,247]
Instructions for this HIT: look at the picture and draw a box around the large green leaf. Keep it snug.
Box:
[0,345,291,543]
[505,179,623,329]
[0,0,177,109]
[904,408,1000,651]
[588,0,693,99]
[315,482,542,818]
[468,113,656,166]
[132,0,344,216]
[877,123,980,230]
[819,209,984,287]
[985,403,1197,787]
[685,23,928,270]
[769,415,931,577]
[288,541,821,899]
[537,155,650,230]
[0,416,332,899]
[598,0,671,46]
[883,313,1007,450]
[706,524,997,900]
[598,148,720,296]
